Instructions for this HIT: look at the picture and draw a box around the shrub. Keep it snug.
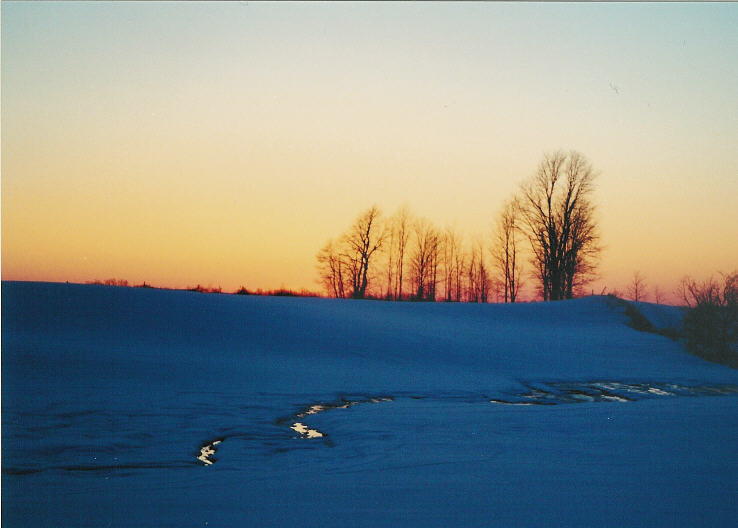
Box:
[680,272,737,367]
[187,285,222,294]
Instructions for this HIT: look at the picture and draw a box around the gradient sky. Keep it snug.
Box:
[3,2,737,301]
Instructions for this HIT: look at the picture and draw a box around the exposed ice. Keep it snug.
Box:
[290,423,324,439]
[197,440,222,465]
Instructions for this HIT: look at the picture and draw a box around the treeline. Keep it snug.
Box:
[317,150,601,302]
[84,280,319,298]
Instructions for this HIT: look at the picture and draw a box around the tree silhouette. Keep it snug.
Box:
[317,239,346,298]
[628,271,647,302]
[384,215,396,300]
[454,239,466,302]
[518,150,600,300]
[317,152,606,303]
[653,285,664,304]
[410,218,440,301]
[393,205,412,300]
[442,225,462,302]
[343,205,386,299]
[380,205,414,300]
[493,197,523,303]
[470,239,490,302]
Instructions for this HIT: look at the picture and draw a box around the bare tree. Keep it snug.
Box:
[628,271,647,302]
[384,217,396,300]
[316,239,346,298]
[393,205,412,301]
[519,150,600,300]
[489,277,505,303]
[676,277,693,308]
[441,226,461,302]
[653,284,665,304]
[466,245,478,302]
[492,198,524,303]
[466,238,490,303]
[454,241,466,302]
[410,218,440,301]
[476,240,490,303]
[343,205,386,299]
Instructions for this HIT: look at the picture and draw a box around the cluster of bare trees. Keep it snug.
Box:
[317,207,497,302]
[627,271,665,304]
[317,150,602,302]
[317,206,385,300]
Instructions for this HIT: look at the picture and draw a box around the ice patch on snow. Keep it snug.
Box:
[197,439,223,465]
[647,387,673,396]
[288,396,393,441]
[291,423,324,438]
[298,405,326,416]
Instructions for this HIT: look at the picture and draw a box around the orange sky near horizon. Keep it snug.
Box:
[2,3,737,303]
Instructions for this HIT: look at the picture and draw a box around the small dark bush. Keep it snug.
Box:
[86,278,129,287]
[186,285,222,294]
[680,272,737,368]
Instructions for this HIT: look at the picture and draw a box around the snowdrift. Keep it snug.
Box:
[3,282,737,527]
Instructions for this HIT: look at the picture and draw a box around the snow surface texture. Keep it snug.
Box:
[2,282,737,527]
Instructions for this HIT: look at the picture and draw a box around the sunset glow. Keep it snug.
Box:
[3,2,737,301]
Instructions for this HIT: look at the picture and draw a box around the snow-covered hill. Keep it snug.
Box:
[3,282,737,527]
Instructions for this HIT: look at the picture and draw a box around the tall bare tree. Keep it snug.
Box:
[410,218,440,301]
[519,150,600,300]
[653,285,664,304]
[466,238,490,303]
[489,277,505,303]
[442,226,461,302]
[628,271,647,302]
[454,242,466,302]
[466,244,478,302]
[316,239,346,298]
[384,217,397,300]
[393,205,412,301]
[476,240,490,303]
[343,205,386,299]
[493,198,523,303]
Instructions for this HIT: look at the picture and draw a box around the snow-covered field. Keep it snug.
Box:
[2,281,737,527]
